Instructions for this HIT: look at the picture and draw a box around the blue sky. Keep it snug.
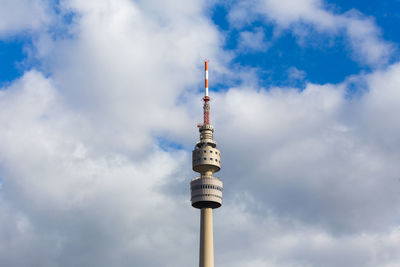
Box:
[0,39,26,85]
[0,1,400,266]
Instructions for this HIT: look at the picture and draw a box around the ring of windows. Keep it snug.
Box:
[191,184,223,191]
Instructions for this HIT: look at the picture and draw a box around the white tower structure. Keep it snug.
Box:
[190,61,223,267]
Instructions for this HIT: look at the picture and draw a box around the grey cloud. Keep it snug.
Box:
[0,0,52,38]
[212,69,400,235]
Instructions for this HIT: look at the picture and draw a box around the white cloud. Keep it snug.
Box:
[355,63,400,147]
[287,67,306,82]
[238,27,270,53]
[257,0,337,30]
[343,10,394,67]
[31,0,231,155]
[0,0,51,38]
[0,70,196,266]
[212,71,400,234]
[209,65,400,264]
[228,0,394,66]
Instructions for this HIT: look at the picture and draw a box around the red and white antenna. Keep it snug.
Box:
[203,60,210,125]
[205,60,209,97]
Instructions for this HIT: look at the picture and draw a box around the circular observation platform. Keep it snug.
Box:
[190,176,223,209]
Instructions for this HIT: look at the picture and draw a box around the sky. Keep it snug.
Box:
[0,0,400,266]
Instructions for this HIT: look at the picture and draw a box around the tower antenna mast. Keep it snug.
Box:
[203,60,210,125]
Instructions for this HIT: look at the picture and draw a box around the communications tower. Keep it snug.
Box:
[190,61,223,267]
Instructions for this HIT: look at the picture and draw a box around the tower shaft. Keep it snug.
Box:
[199,208,214,267]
